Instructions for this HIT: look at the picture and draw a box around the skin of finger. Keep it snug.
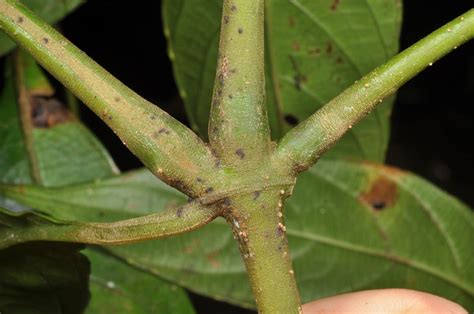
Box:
[302,289,468,313]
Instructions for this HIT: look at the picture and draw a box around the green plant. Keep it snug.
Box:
[0,0,473,313]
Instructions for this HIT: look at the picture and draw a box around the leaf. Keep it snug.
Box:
[0,241,90,314]
[84,248,195,314]
[163,0,402,161]
[0,52,118,186]
[0,170,197,312]
[4,162,473,310]
[0,168,185,222]
[0,54,196,312]
[0,0,84,56]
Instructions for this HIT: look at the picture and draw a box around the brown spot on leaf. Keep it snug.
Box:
[292,41,301,52]
[288,55,307,90]
[288,16,295,27]
[326,42,333,54]
[207,252,221,268]
[360,176,398,211]
[336,56,344,64]
[309,47,321,56]
[31,97,73,128]
[330,0,341,11]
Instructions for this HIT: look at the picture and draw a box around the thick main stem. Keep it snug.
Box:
[276,9,474,172]
[209,0,271,167]
[226,188,301,313]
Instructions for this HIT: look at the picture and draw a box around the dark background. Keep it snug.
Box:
[14,1,474,313]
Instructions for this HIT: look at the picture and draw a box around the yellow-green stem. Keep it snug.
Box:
[0,0,221,197]
[209,0,271,167]
[276,9,474,173]
[226,188,301,313]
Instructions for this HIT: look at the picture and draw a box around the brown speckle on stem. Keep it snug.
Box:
[205,187,214,194]
[253,191,261,200]
[238,27,243,34]
[17,16,23,23]
[42,37,49,44]
[235,148,245,159]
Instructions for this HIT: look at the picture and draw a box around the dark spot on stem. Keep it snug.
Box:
[17,16,24,23]
[230,5,237,11]
[158,128,170,135]
[360,175,398,211]
[42,37,49,44]
[150,115,156,120]
[224,15,230,24]
[284,114,299,126]
[114,97,120,102]
[235,149,245,159]
[196,177,203,183]
[205,187,214,194]
[176,207,184,218]
[276,226,284,237]
[238,27,243,34]
[215,159,221,168]
[228,94,233,99]
[252,191,261,200]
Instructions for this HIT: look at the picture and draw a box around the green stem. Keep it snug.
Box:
[276,9,474,172]
[209,0,271,167]
[0,0,220,197]
[0,201,217,249]
[13,50,42,184]
[226,188,301,313]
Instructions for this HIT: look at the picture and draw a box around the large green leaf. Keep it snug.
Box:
[4,162,473,310]
[0,241,90,314]
[0,0,83,56]
[0,55,195,312]
[85,248,195,314]
[0,53,119,186]
[163,0,402,161]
